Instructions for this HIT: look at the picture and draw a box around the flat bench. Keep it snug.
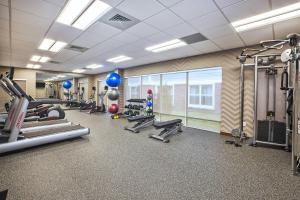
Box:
[127,115,155,122]
[149,119,183,143]
[153,119,182,129]
[125,115,155,133]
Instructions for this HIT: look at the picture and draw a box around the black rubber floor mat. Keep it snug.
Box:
[0,190,8,200]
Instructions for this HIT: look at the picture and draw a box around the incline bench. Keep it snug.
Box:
[149,119,183,143]
[125,115,155,133]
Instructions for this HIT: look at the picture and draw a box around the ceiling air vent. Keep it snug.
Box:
[65,45,89,53]
[100,8,140,30]
[180,33,208,44]
[110,14,131,22]
[49,60,61,64]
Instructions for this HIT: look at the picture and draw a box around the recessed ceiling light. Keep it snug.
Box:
[30,55,41,62]
[72,0,112,30]
[107,55,132,63]
[56,0,92,26]
[232,2,300,32]
[49,41,67,52]
[145,39,187,53]
[39,57,50,63]
[38,38,55,50]
[26,64,34,68]
[86,64,103,69]
[72,69,86,73]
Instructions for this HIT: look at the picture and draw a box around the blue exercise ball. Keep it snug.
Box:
[106,72,121,87]
[63,80,72,89]
[147,101,153,107]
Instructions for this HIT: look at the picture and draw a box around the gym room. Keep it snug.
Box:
[0,0,300,199]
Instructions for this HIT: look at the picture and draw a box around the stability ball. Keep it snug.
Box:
[108,88,120,101]
[108,104,119,114]
[106,72,121,87]
[63,80,72,89]
[147,89,153,94]
[147,101,153,107]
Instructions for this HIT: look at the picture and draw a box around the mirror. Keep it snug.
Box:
[36,72,84,100]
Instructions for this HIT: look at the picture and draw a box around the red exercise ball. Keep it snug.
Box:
[108,104,119,114]
[147,89,153,94]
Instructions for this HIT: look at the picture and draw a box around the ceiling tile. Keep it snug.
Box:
[213,33,244,49]
[271,0,300,9]
[112,31,140,45]
[12,9,53,28]
[274,18,300,39]
[125,22,159,38]
[190,40,221,53]
[72,22,121,48]
[239,25,273,46]
[101,0,124,7]
[157,0,183,7]
[12,31,42,44]
[117,0,165,20]
[222,0,270,22]
[12,0,61,20]
[0,4,9,20]
[189,10,228,31]
[47,23,82,43]
[164,22,198,38]
[52,49,80,62]
[147,32,174,44]
[44,0,67,7]
[144,9,184,30]
[214,0,244,8]
[199,24,236,40]
[170,0,217,20]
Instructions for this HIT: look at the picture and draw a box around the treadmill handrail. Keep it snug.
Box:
[2,77,23,97]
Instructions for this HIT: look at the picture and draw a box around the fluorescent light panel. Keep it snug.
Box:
[49,41,67,52]
[73,69,86,73]
[232,2,300,32]
[72,0,112,30]
[30,55,41,62]
[56,0,92,25]
[33,65,41,69]
[57,75,66,78]
[146,39,187,52]
[86,64,103,69]
[38,38,55,50]
[107,55,132,63]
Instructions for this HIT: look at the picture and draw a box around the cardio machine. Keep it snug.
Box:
[89,86,108,114]
[0,69,90,153]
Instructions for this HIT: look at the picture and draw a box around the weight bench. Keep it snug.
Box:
[125,115,155,133]
[149,119,183,143]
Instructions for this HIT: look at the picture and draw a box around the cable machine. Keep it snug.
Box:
[236,33,300,175]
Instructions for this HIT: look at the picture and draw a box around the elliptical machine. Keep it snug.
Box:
[89,86,108,114]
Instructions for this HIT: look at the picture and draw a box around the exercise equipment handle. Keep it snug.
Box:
[280,68,289,90]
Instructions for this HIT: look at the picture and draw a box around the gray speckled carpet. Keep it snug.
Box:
[0,110,299,200]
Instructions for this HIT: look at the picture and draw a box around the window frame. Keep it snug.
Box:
[188,83,215,110]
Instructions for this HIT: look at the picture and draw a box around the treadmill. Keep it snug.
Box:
[0,73,90,154]
[0,75,72,133]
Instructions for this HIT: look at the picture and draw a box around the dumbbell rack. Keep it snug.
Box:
[124,99,146,117]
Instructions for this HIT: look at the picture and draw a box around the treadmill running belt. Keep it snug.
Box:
[23,125,85,138]
[22,119,69,128]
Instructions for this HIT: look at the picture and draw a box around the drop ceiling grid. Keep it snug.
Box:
[0,0,299,73]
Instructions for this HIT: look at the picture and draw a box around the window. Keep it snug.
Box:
[124,77,141,101]
[124,67,222,132]
[189,84,214,109]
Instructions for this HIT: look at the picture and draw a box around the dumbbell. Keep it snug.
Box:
[134,111,140,116]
